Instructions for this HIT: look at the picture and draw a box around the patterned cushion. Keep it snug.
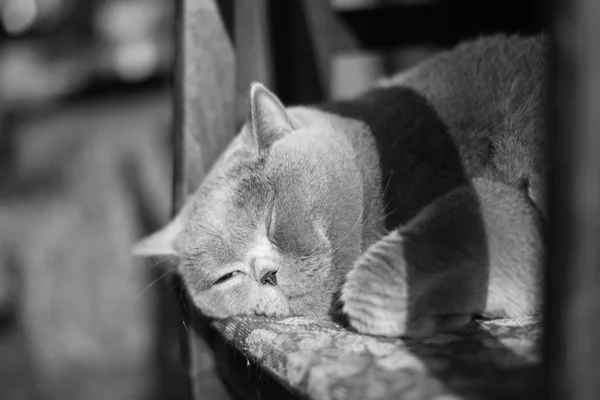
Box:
[212,316,541,400]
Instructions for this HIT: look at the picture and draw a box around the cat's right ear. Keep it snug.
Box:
[249,82,294,153]
[132,210,186,258]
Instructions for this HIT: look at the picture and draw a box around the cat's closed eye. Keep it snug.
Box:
[266,200,279,248]
[213,271,241,285]
[267,233,280,248]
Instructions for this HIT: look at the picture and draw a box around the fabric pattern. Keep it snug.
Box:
[212,316,541,400]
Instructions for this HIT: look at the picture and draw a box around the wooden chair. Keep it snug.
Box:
[169,0,599,399]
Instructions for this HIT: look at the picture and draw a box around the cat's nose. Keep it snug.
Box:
[260,270,277,286]
[252,258,278,286]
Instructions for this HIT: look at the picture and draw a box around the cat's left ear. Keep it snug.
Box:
[132,211,186,258]
[249,82,294,153]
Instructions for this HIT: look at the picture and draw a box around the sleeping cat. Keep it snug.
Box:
[134,34,546,338]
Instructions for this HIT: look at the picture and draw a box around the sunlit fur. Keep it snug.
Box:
[170,106,385,318]
[136,34,547,337]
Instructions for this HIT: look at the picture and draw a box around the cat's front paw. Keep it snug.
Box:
[341,231,411,337]
[341,225,480,338]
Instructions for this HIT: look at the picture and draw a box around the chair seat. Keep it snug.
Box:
[213,316,541,400]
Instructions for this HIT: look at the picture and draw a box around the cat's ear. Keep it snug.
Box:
[132,212,185,258]
[249,82,294,152]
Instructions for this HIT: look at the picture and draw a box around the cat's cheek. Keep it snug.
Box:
[186,281,251,318]
[188,290,227,318]
[191,284,291,318]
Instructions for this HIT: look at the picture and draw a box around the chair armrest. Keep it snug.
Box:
[211,316,541,400]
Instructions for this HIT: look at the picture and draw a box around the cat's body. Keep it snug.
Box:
[136,34,546,337]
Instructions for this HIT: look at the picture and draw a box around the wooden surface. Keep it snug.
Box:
[546,0,600,399]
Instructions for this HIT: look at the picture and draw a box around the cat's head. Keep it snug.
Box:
[133,83,364,319]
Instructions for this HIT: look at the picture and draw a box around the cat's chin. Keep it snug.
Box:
[189,286,292,319]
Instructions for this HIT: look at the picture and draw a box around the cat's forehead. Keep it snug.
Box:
[197,163,269,214]
[178,129,325,238]
[274,127,328,153]
[186,162,267,225]
[262,130,329,175]
[177,180,260,257]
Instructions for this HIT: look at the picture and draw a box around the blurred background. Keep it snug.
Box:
[0,1,178,399]
[0,0,542,399]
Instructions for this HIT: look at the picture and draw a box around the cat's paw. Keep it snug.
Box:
[341,230,474,338]
[341,231,412,337]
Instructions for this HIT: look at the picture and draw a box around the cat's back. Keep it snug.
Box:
[381,34,548,132]
[381,34,548,209]
[314,34,548,225]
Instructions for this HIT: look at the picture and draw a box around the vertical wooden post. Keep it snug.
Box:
[174,0,276,398]
[179,0,236,195]
[173,0,235,399]
[546,0,600,399]
[267,0,325,104]
[234,0,273,126]
[301,0,359,98]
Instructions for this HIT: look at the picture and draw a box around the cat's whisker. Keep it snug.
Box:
[331,179,395,257]
[329,205,397,258]
[329,207,365,256]
[134,265,179,305]
[341,207,364,242]
[372,207,397,226]
[382,169,394,195]
[146,257,170,269]
[163,280,183,302]
[180,295,188,312]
